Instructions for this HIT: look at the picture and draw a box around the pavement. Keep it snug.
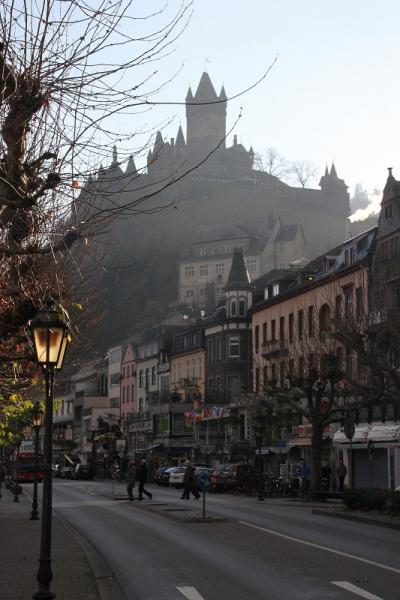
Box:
[0,486,102,600]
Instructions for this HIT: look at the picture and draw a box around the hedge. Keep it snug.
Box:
[343,488,400,516]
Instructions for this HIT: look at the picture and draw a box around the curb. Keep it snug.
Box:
[312,509,400,531]
[23,490,127,600]
[54,512,128,600]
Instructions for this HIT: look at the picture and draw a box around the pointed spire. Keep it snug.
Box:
[112,145,118,166]
[219,85,227,101]
[126,154,137,176]
[186,86,193,102]
[225,248,251,291]
[330,163,337,178]
[193,72,218,101]
[175,125,186,150]
[324,165,329,177]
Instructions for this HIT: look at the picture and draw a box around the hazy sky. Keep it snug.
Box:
[130,0,399,204]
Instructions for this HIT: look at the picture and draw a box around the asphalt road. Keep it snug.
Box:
[36,480,400,600]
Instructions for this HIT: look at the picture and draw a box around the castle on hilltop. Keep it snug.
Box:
[81,73,351,346]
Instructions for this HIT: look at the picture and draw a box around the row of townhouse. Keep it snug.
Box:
[53,169,400,487]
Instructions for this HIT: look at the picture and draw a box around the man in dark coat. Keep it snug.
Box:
[137,459,152,501]
[126,462,136,500]
[181,460,200,500]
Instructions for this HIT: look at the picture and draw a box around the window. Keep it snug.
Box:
[199,264,208,277]
[255,367,260,393]
[255,325,260,352]
[271,319,276,341]
[239,298,246,316]
[279,316,285,341]
[186,360,190,378]
[199,247,207,256]
[139,370,144,388]
[273,283,280,296]
[151,365,157,386]
[216,287,223,298]
[289,313,294,343]
[262,322,267,344]
[185,289,194,303]
[385,204,393,219]
[279,362,285,387]
[199,287,206,298]
[308,306,314,337]
[298,356,305,379]
[279,243,285,254]
[191,359,196,378]
[335,295,342,320]
[198,357,202,378]
[230,299,237,317]
[109,348,121,364]
[228,336,240,358]
[247,259,257,273]
[344,286,353,319]
[122,386,126,402]
[288,359,295,378]
[185,265,194,278]
[271,363,277,382]
[215,337,221,361]
[216,263,225,275]
[145,368,149,390]
[356,287,364,321]
[319,304,331,333]
[298,309,304,340]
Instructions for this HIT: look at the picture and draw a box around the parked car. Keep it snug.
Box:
[170,466,213,489]
[60,465,73,479]
[169,466,186,488]
[155,466,171,486]
[211,464,258,493]
[73,463,92,480]
[158,466,176,486]
[52,464,61,478]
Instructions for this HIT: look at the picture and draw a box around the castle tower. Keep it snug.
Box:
[186,72,227,161]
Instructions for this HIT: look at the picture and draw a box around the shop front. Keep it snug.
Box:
[333,423,400,490]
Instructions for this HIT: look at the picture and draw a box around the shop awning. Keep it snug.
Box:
[333,423,400,448]
[288,437,312,447]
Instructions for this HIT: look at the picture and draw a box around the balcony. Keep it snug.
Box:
[261,339,289,359]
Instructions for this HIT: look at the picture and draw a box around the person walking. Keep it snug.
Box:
[181,460,200,500]
[336,458,348,492]
[321,461,332,490]
[137,459,152,501]
[126,461,136,501]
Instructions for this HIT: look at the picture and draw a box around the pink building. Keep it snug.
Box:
[120,343,137,428]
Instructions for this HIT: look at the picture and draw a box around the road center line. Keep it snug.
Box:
[177,586,206,600]
[331,581,383,600]
[238,520,400,575]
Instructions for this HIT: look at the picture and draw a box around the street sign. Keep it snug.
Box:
[344,417,355,440]
[197,472,211,491]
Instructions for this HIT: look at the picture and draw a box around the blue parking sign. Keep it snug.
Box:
[197,472,211,491]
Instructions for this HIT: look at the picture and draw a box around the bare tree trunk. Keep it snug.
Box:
[310,421,323,492]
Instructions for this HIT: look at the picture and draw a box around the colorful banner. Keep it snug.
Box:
[184,406,225,422]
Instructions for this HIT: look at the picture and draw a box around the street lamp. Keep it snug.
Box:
[30,402,44,521]
[254,411,266,501]
[29,300,70,600]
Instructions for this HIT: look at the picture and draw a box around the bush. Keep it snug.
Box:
[385,491,400,516]
[343,488,387,511]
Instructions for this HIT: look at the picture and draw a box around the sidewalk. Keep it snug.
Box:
[0,488,100,600]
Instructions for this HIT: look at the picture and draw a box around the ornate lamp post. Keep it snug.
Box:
[30,301,69,600]
[254,411,266,501]
[30,403,44,521]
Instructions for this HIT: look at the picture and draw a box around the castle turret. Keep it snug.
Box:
[126,154,137,177]
[225,247,253,317]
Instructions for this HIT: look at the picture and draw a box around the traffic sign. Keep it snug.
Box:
[197,472,211,491]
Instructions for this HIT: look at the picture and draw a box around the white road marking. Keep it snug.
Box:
[177,586,206,600]
[331,581,383,600]
[238,521,400,575]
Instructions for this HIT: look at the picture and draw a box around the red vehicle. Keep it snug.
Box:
[15,451,45,483]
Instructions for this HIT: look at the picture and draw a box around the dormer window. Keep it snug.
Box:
[272,283,280,296]
[238,298,246,316]
[385,204,393,219]
[230,299,237,317]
